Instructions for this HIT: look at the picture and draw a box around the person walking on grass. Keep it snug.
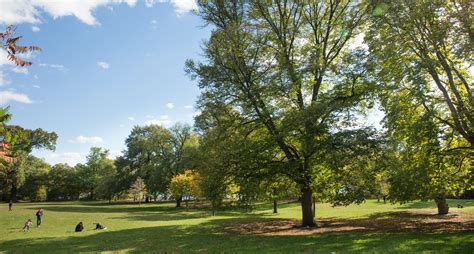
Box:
[23,219,33,231]
[8,200,12,211]
[36,208,43,227]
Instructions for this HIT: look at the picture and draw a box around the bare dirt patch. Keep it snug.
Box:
[226,211,474,235]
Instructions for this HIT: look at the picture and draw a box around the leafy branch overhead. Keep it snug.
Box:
[0,25,41,67]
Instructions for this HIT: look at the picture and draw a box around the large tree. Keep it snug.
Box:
[368,0,472,148]
[367,0,473,213]
[188,0,380,226]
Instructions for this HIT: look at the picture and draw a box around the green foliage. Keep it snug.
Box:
[47,163,81,200]
[77,147,117,200]
[18,155,51,201]
[118,124,197,198]
[366,0,473,207]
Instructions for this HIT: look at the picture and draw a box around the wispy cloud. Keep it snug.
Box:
[0,72,10,86]
[166,102,174,109]
[184,105,193,109]
[39,63,66,71]
[0,90,32,104]
[12,67,28,74]
[31,26,40,32]
[128,116,135,121]
[97,61,110,69]
[33,85,40,89]
[145,0,157,7]
[69,135,103,144]
[145,115,171,127]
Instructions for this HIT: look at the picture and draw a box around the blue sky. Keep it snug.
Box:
[0,0,210,165]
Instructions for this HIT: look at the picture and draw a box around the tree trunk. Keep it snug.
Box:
[301,188,316,227]
[10,185,17,202]
[435,197,449,215]
[273,199,277,213]
[176,196,182,208]
[312,197,316,218]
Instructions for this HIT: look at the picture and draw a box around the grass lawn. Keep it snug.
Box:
[0,199,473,253]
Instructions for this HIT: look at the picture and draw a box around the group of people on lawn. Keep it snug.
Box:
[8,202,106,232]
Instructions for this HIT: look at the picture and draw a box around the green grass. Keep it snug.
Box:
[0,199,473,253]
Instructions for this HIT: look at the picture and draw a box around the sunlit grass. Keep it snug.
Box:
[0,199,472,253]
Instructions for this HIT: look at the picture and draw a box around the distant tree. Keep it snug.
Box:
[0,125,57,201]
[77,147,115,200]
[118,124,198,200]
[128,177,147,205]
[47,163,81,200]
[18,155,51,201]
[168,170,199,208]
[260,174,299,214]
[374,173,389,203]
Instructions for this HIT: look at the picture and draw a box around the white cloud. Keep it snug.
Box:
[31,25,40,32]
[46,152,84,166]
[69,135,103,144]
[33,85,40,88]
[145,115,171,127]
[0,90,32,104]
[184,105,192,109]
[12,67,29,74]
[145,0,157,7]
[0,72,10,86]
[166,102,174,109]
[108,150,122,160]
[170,0,197,14]
[0,0,196,27]
[0,0,138,26]
[33,74,39,79]
[128,116,135,121]
[97,61,110,69]
[39,63,65,71]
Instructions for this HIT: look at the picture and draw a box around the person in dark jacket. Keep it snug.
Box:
[95,223,107,230]
[75,222,84,232]
[36,208,43,227]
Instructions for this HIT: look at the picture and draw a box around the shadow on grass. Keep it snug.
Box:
[0,217,472,253]
[396,199,474,210]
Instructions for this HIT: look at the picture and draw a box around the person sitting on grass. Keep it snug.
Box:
[95,223,107,230]
[23,219,33,231]
[75,222,84,232]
